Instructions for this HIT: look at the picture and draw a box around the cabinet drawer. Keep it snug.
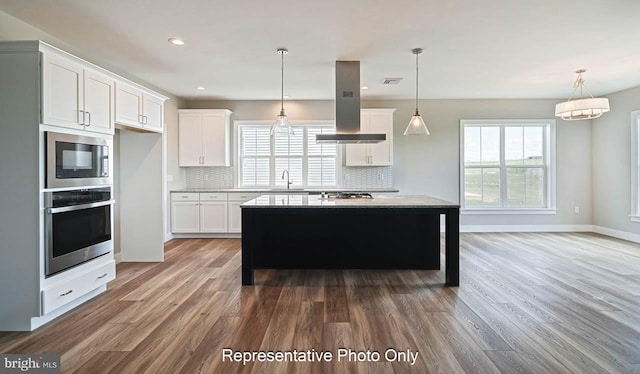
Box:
[200,192,228,201]
[42,260,115,315]
[171,192,199,201]
[228,192,260,202]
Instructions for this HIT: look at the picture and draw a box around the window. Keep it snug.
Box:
[237,122,337,188]
[460,120,556,213]
[631,111,640,222]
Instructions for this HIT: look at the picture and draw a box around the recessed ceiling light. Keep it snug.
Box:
[283,95,290,99]
[168,38,185,46]
[196,86,205,91]
[361,86,369,90]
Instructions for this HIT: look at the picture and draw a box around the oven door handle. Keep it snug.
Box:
[46,200,115,214]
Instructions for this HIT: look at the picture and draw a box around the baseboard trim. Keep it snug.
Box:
[592,225,640,243]
[164,232,174,243]
[170,233,242,239]
[114,252,122,264]
[455,224,593,233]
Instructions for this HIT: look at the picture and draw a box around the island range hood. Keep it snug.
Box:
[316,61,386,144]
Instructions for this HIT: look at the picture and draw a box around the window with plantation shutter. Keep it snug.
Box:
[238,123,337,188]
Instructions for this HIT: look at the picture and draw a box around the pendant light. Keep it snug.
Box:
[555,69,610,120]
[404,48,430,136]
[271,48,295,136]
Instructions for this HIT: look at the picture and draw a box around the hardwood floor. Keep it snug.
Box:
[1,233,639,373]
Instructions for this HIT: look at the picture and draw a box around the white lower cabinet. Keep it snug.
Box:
[171,192,259,234]
[41,260,115,315]
[228,202,243,233]
[200,202,228,233]
[228,192,260,233]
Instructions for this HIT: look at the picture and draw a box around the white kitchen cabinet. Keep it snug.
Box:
[171,192,230,233]
[345,109,396,166]
[42,53,114,134]
[228,192,260,233]
[83,70,115,134]
[178,109,232,167]
[115,82,165,133]
[200,202,228,233]
[171,192,260,234]
[228,202,243,233]
[41,260,115,315]
[142,94,164,132]
[171,201,200,233]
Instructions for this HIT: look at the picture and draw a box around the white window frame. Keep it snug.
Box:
[630,111,640,222]
[460,119,557,215]
[234,120,341,188]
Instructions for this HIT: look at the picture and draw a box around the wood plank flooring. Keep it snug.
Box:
[1,233,639,373]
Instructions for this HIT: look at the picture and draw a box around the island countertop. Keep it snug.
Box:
[240,194,459,208]
[171,188,399,193]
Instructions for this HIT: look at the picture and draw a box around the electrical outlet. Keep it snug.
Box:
[205,174,210,181]
[574,206,580,214]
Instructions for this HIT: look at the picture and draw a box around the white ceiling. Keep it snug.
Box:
[1,0,640,101]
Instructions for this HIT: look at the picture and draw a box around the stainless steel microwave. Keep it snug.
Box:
[46,132,112,188]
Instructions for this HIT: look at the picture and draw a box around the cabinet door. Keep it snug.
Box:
[42,54,84,129]
[171,202,200,233]
[367,112,392,165]
[142,94,164,132]
[115,82,143,128]
[345,112,371,166]
[228,202,243,233]
[200,202,228,233]
[201,112,229,166]
[84,70,114,135]
[178,113,203,166]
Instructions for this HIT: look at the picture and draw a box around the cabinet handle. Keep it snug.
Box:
[86,111,91,127]
[79,110,85,125]
[97,273,108,279]
[143,115,148,124]
[60,290,73,297]
[138,114,144,124]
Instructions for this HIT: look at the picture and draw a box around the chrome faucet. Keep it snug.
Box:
[281,169,293,190]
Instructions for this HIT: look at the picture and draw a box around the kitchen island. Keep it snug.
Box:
[240,195,460,286]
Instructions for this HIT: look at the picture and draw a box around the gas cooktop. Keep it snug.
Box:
[329,192,373,199]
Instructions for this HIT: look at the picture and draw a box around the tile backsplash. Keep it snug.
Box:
[185,167,234,189]
[185,166,394,189]
[342,166,393,189]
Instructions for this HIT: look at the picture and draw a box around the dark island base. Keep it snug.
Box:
[242,207,459,286]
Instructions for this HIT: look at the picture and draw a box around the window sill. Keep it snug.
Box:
[462,208,558,215]
[630,215,640,223]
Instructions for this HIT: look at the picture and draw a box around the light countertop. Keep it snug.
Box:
[240,194,459,208]
[171,188,399,193]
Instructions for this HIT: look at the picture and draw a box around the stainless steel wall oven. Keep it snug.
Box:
[45,188,114,276]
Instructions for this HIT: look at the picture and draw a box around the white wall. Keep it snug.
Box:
[592,85,640,234]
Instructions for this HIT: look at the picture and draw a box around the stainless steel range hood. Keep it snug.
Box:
[316,61,386,144]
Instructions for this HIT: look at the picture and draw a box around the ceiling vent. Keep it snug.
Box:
[382,77,403,85]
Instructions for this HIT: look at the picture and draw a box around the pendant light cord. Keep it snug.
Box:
[280,51,285,115]
[415,51,419,115]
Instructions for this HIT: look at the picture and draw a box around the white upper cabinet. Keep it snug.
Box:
[142,94,164,132]
[345,109,395,166]
[115,82,165,133]
[114,82,142,128]
[42,53,114,135]
[179,109,232,167]
[83,70,114,134]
